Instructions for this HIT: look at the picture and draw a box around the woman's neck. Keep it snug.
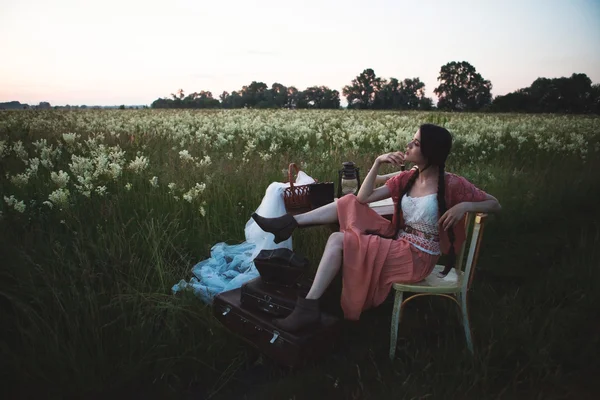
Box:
[416,164,439,184]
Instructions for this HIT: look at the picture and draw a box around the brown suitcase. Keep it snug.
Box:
[240,277,309,318]
[253,248,309,287]
[213,288,341,367]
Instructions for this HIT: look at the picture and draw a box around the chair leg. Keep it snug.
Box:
[458,292,474,354]
[389,290,404,360]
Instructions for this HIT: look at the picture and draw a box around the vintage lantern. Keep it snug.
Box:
[337,161,361,198]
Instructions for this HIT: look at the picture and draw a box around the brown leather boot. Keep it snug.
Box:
[272,296,320,332]
[251,212,298,244]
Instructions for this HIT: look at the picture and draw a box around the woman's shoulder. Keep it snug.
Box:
[388,168,416,183]
[385,168,417,198]
[444,171,470,186]
[443,171,488,202]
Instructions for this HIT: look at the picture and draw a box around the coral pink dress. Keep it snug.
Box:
[337,170,488,320]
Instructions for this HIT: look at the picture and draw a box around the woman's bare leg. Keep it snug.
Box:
[294,200,339,226]
[305,232,344,299]
[271,232,344,331]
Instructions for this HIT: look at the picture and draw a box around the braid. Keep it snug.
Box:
[437,165,456,276]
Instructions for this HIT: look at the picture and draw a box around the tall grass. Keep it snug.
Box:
[0,110,599,398]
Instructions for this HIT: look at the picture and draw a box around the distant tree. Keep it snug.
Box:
[182,91,219,108]
[399,78,427,109]
[151,98,173,108]
[286,87,300,109]
[297,86,340,109]
[374,77,401,109]
[220,91,244,108]
[591,83,600,114]
[240,81,269,108]
[119,105,125,110]
[343,68,384,109]
[434,61,492,111]
[373,77,433,110]
[490,73,598,114]
[269,83,289,108]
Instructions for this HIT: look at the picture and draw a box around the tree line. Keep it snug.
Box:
[151,61,600,114]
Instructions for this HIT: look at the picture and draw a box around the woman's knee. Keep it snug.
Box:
[327,232,344,251]
[337,193,359,207]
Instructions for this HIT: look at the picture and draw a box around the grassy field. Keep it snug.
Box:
[1,109,599,399]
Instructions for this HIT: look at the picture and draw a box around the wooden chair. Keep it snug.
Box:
[389,212,488,360]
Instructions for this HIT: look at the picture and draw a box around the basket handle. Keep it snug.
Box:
[288,163,300,189]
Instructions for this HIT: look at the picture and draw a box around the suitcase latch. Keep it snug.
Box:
[222,306,231,316]
[270,331,280,344]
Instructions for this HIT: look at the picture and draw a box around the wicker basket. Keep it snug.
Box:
[283,163,313,214]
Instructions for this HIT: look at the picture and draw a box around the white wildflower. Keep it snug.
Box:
[198,155,212,167]
[125,182,132,191]
[182,182,206,203]
[48,188,70,208]
[10,173,30,187]
[33,139,47,151]
[149,176,158,188]
[179,150,196,163]
[51,170,70,188]
[13,201,26,213]
[95,186,107,196]
[43,201,54,209]
[199,206,206,217]
[128,156,149,173]
[69,155,94,177]
[4,195,26,213]
[195,182,206,193]
[108,163,122,180]
[39,145,60,169]
[26,157,40,175]
[4,195,16,206]
[12,141,28,160]
[62,132,79,145]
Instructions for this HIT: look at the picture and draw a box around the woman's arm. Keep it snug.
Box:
[375,171,402,186]
[439,193,502,231]
[356,152,404,204]
[462,193,502,213]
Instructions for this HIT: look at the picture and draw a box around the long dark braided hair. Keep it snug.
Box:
[391,124,456,276]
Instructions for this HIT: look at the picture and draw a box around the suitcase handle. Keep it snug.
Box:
[270,331,280,344]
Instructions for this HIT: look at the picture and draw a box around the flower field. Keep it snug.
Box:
[1,109,599,398]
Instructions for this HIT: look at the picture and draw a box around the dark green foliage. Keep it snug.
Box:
[490,73,600,114]
[434,61,493,111]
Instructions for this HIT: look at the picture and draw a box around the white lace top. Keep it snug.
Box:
[396,194,441,255]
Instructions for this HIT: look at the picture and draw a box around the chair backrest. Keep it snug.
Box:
[455,212,488,291]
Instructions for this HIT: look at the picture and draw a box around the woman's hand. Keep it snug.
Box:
[438,203,468,231]
[376,151,405,169]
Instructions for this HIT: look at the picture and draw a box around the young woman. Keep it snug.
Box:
[252,124,501,332]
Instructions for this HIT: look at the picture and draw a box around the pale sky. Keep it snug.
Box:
[1,0,599,106]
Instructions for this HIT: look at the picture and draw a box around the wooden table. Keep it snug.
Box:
[368,197,394,220]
